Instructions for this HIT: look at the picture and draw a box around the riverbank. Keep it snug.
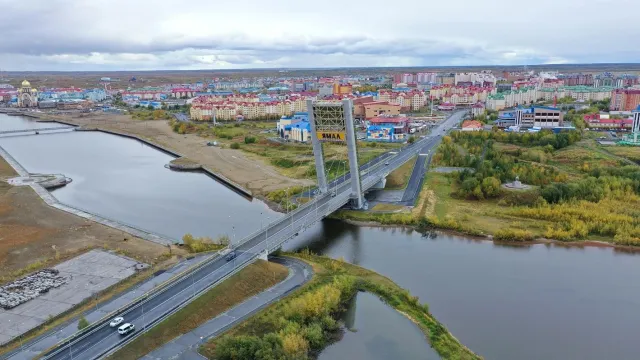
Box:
[27,111,311,197]
[337,130,640,248]
[200,252,481,360]
[0,154,174,278]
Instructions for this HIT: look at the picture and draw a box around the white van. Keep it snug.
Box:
[117,323,135,335]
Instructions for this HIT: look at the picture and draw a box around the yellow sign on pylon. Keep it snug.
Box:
[317,132,346,142]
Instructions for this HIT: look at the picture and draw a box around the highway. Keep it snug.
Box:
[35,110,466,360]
[140,257,312,360]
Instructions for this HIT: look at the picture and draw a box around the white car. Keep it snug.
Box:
[117,323,135,335]
[110,317,124,328]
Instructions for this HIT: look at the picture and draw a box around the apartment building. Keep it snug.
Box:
[454,72,497,87]
[610,88,640,111]
[377,89,427,111]
[486,87,538,110]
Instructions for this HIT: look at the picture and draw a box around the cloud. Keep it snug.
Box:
[0,0,638,70]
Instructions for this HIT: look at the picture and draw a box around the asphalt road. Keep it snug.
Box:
[36,110,467,360]
[140,257,312,360]
[400,110,466,203]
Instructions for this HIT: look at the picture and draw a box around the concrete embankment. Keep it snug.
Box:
[167,157,202,171]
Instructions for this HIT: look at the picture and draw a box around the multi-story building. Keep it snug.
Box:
[513,106,563,128]
[332,83,353,95]
[616,74,640,88]
[610,88,640,111]
[416,72,437,84]
[454,72,497,87]
[486,87,538,110]
[367,115,410,142]
[583,113,633,130]
[171,88,196,98]
[429,85,495,104]
[557,73,593,86]
[437,74,455,85]
[471,102,485,117]
[538,86,613,102]
[594,73,615,88]
[377,89,426,111]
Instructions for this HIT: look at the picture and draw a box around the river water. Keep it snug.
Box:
[2,115,640,359]
[0,114,279,242]
[319,291,439,360]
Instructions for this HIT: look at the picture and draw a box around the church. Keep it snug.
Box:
[17,80,38,108]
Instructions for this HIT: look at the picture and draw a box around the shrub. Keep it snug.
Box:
[244,136,256,144]
[494,228,535,242]
[182,233,227,253]
[78,316,89,330]
[230,142,241,149]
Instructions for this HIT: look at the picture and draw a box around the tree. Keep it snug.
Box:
[481,176,502,197]
[408,136,416,144]
[78,316,89,330]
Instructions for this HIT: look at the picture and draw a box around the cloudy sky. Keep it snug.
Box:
[0,0,637,71]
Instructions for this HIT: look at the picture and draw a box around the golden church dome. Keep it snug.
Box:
[21,80,31,87]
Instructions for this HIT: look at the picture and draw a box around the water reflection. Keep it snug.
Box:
[287,220,640,360]
[319,292,438,360]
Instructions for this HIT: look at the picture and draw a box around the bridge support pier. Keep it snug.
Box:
[371,176,387,189]
[343,99,365,209]
[258,250,268,261]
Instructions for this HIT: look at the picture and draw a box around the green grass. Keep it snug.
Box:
[385,156,417,189]
[107,260,289,360]
[424,173,552,237]
[370,203,408,212]
[601,145,640,164]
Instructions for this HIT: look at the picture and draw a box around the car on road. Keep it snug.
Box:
[117,323,135,335]
[110,317,124,328]
[225,251,237,262]
[384,161,389,166]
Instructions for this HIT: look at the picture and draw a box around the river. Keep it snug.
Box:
[0,114,279,242]
[2,115,640,359]
[319,291,439,360]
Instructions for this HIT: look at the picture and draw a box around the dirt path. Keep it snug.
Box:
[41,113,312,196]
[0,157,170,277]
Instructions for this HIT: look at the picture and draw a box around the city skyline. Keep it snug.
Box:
[1,0,639,71]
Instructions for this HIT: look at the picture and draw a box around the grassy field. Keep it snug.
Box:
[200,253,481,360]
[370,203,408,212]
[336,132,640,246]
[384,156,417,189]
[603,145,640,164]
[425,173,553,237]
[172,120,399,180]
[107,260,288,360]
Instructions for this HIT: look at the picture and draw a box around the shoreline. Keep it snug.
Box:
[339,217,640,253]
[0,143,177,246]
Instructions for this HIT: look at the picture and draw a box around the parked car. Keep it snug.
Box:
[117,323,135,335]
[110,317,124,328]
[225,251,237,262]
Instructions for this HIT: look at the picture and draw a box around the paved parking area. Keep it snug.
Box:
[0,250,142,345]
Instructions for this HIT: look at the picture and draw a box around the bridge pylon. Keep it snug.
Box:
[307,99,365,209]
